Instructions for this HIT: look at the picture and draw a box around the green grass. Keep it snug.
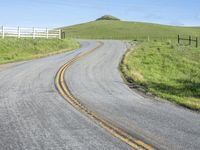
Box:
[63,20,200,40]
[0,38,79,64]
[121,41,200,111]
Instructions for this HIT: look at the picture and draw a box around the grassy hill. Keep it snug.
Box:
[62,20,200,41]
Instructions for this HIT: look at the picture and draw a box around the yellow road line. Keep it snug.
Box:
[55,41,155,150]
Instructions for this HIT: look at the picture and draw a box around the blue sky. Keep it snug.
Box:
[0,0,199,28]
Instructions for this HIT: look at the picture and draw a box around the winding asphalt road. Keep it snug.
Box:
[0,41,131,150]
[65,40,200,150]
[0,40,200,150]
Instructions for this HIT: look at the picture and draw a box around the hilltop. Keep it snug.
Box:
[96,15,120,21]
[62,16,200,40]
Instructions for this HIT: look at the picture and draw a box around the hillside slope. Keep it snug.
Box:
[62,20,200,40]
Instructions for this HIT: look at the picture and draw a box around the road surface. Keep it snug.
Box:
[0,40,200,150]
[65,40,200,150]
[0,41,131,150]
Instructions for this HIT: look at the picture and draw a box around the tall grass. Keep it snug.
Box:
[121,41,200,111]
[0,38,79,64]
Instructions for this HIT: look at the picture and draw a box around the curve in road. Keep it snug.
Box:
[64,40,200,150]
[55,41,154,150]
[0,41,132,150]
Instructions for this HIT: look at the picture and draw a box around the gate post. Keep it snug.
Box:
[18,26,21,38]
[196,37,198,48]
[178,35,180,44]
[2,26,4,39]
[189,36,192,45]
[32,27,35,39]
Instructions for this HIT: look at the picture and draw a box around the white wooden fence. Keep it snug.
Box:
[0,26,61,39]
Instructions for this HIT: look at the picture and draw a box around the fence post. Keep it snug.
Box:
[61,31,65,39]
[18,26,20,38]
[178,35,180,44]
[196,37,198,48]
[189,35,192,45]
[32,27,35,39]
[2,26,4,39]
[46,28,48,39]
[59,29,61,39]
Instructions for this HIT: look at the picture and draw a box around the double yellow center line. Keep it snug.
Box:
[55,41,155,150]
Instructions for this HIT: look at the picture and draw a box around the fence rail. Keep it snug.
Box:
[178,35,198,48]
[0,26,61,39]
